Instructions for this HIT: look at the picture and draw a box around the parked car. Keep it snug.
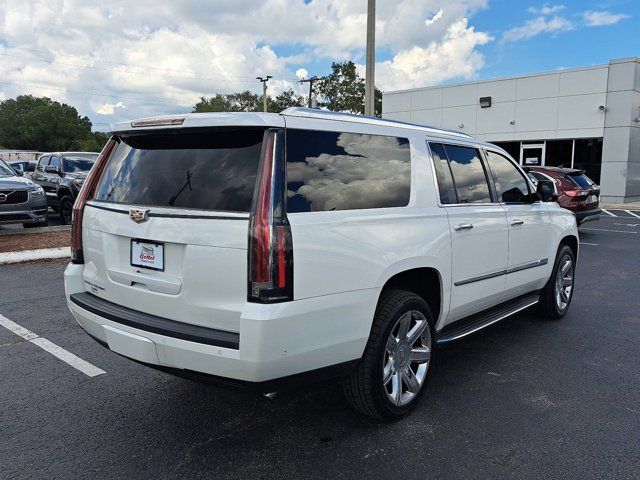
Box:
[0,157,48,228]
[64,109,578,420]
[31,152,99,224]
[525,166,601,225]
[8,160,37,177]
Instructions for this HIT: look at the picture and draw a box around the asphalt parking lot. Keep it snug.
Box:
[1,214,639,479]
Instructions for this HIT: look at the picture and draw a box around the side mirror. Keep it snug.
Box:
[12,165,24,176]
[45,165,62,175]
[537,179,558,202]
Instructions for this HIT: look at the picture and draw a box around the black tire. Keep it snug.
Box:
[538,244,575,319]
[343,289,435,421]
[59,195,74,225]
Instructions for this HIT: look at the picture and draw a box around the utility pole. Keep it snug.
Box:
[299,76,318,108]
[256,76,273,112]
[364,0,376,117]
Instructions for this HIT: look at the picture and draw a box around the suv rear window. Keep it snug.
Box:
[286,129,411,212]
[566,173,595,189]
[93,129,265,212]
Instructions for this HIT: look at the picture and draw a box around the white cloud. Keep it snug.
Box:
[375,18,492,91]
[502,15,574,42]
[528,5,565,15]
[582,10,630,27]
[0,0,492,124]
[96,101,125,115]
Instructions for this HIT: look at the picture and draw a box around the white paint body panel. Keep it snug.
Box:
[64,110,578,382]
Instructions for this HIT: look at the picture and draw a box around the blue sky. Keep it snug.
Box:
[0,0,637,126]
[472,0,638,79]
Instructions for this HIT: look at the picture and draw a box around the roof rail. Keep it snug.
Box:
[280,107,473,139]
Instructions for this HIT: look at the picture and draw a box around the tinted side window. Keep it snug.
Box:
[444,145,492,204]
[429,143,457,204]
[37,156,49,171]
[485,151,530,203]
[286,129,411,213]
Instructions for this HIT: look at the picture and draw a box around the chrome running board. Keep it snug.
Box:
[436,293,540,344]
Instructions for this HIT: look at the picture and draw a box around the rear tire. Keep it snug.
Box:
[59,195,73,225]
[538,244,575,319]
[343,289,435,421]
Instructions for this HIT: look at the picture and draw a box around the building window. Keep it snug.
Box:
[492,142,520,161]
[573,138,603,184]
[545,140,573,168]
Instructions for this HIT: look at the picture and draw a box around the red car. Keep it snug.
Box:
[525,166,601,225]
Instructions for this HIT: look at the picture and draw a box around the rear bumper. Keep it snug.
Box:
[575,208,601,225]
[64,263,375,384]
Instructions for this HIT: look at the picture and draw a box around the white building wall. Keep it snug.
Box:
[383,58,640,203]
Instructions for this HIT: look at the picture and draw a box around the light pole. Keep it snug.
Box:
[364,0,376,117]
[256,76,273,112]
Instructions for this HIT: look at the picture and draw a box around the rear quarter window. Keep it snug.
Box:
[93,128,265,212]
[285,129,411,212]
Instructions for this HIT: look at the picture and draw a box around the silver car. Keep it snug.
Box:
[0,158,48,228]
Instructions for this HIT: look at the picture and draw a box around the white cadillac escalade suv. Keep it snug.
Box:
[64,108,578,420]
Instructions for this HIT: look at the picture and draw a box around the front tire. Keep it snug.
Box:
[538,244,575,319]
[343,289,435,421]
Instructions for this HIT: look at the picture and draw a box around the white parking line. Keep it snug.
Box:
[579,242,598,246]
[602,209,617,217]
[581,227,638,234]
[0,314,105,377]
[625,210,640,219]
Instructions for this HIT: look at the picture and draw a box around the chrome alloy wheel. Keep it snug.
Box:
[555,254,574,311]
[383,310,432,407]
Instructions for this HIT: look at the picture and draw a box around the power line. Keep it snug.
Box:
[0,79,193,108]
[1,44,261,80]
[0,52,259,84]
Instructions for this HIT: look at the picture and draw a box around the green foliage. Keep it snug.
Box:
[0,95,100,151]
[194,88,305,113]
[315,61,382,117]
[72,131,110,152]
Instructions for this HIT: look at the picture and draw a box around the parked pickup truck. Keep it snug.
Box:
[31,151,99,224]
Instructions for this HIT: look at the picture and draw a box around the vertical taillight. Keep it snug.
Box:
[248,129,293,303]
[71,138,117,264]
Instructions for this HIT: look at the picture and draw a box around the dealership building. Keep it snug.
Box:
[382,57,640,204]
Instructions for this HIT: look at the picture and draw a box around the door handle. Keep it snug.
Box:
[454,223,474,231]
[510,219,524,226]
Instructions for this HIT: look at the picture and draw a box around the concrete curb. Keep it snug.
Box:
[0,225,70,236]
[0,247,71,265]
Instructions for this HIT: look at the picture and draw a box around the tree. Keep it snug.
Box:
[0,95,95,151]
[72,131,110,152]
[315,61,382,117]
[194,88,304,114]
[268,89,306,112]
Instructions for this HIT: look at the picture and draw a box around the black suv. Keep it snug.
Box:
[31,152,99,224]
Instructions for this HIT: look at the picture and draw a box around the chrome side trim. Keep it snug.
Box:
[506,258,548,274]
[454,258,549,286]
[454,269,506,287]
[438,298,539,343]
